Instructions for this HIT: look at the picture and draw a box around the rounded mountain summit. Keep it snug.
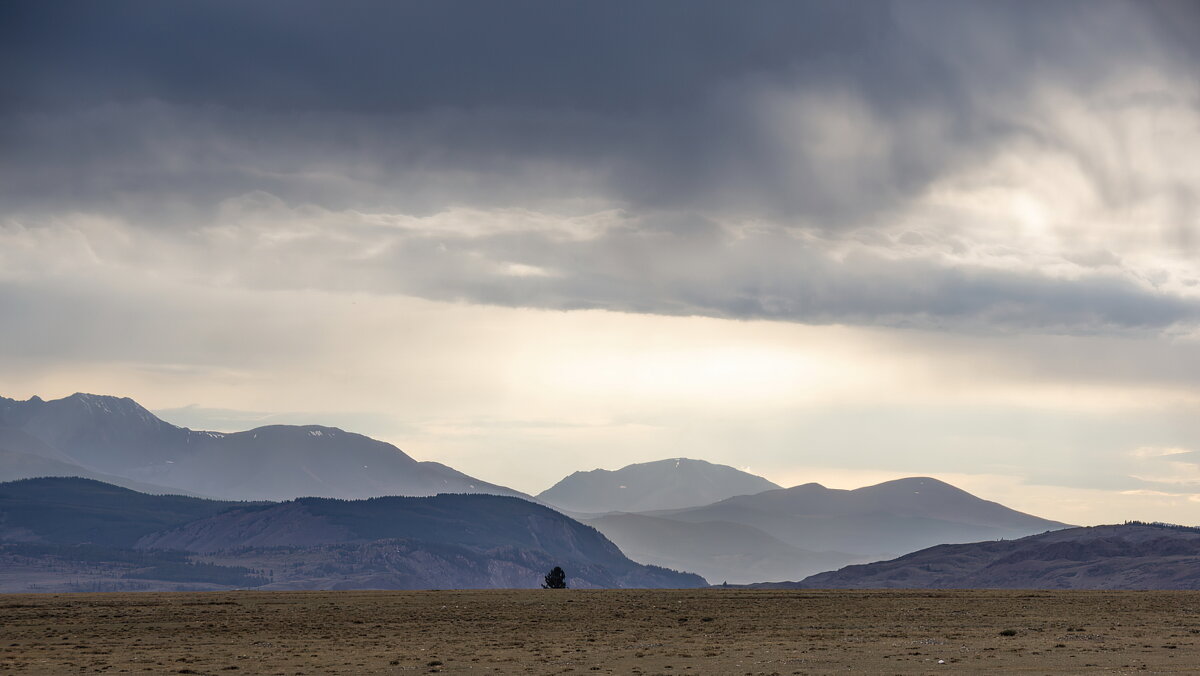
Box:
[536,458,781,514]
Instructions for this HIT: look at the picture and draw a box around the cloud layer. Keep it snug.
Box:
[3,1,1199,335]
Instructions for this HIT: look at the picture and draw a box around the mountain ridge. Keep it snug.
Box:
[537,457,782,513]
[781,522,1200,589]
[0,476,250,547]
[0,393,526,502]
[0,477,705,591]
[582,476,1070,584]
[645,476,1069,555]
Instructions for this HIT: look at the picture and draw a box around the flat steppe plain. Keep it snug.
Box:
[3,589,1199,674]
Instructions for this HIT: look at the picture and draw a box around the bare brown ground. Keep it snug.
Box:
[2,589,1199,674]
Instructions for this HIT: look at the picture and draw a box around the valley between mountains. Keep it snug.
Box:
[3,392,1195,592]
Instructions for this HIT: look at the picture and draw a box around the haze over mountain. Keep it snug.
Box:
[787,523,1200,590]
[537,458,782,514]
[0,409,205,495]
[583,476,1069,584]
[0,477,704,591]
[0,445,198,497]
[583,512,862,586]
[650,477,1068,555]
[0,391,1078,588]
[0,393,524,501]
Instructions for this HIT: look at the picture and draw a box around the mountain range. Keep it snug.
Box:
[531,455,1067,584]
[0,393,523,501]
[760,522,1200,590]
[0,477,703,592]
[8,475,1198,592]
[578,475,1068,584]
[645,476,1067,556]
[0,391,1079,588]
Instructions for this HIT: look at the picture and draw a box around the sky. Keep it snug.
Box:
[2,0,1199,525]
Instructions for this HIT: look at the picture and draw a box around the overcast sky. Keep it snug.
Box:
[3,0,1199,524]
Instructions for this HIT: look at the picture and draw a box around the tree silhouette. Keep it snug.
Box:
[542,566,567,589]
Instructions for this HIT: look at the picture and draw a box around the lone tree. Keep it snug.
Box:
[542,566,567,589]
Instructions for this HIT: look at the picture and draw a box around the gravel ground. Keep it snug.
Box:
[2,588,1199,674]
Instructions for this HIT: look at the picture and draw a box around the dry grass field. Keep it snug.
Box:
[3,588,1200,674]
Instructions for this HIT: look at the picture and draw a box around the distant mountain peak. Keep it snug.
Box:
[617,457,745,472]
[872,476,955,489]
[59,392,176,428]
[0,391,528,502]
[537,457,782,514]
[854,477,989,507]
[245,423,348,438]
[68,392,135,405]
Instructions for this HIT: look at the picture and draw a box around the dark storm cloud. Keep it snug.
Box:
[3,1,922,221]
[2,1,896,113]
[6,0,1178,220]
[3,0,1199,333]
[7,1,1185,114]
